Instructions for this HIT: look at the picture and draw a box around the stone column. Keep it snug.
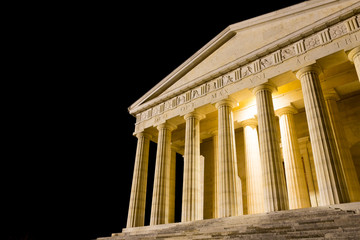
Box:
[199,155,205,220]
[240,118,264,214]
[253,83,288,212]
[348,46,360,82]
[126,132,151,228]
[298,137,319,207]
[168,149,176,223]
[210,129,219,219]
[182,112,204,222]
[324,90,360,202]
[296,65,349,205]
[276,106,310,209]
[150,122,177,225]
[215,99,239,218]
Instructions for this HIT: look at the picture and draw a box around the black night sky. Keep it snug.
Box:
[5,1,305,239]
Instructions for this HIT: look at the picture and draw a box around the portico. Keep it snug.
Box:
[125,0,360,230]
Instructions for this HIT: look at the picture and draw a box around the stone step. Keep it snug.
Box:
[98,202,360,240]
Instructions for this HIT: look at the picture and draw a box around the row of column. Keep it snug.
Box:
[127,46,360,228]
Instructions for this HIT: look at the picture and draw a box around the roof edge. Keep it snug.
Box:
[128,26,235,113]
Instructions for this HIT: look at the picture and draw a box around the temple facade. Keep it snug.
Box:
[126,0,360,230]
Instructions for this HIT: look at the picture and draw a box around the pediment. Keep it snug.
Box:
[129,0,359,116]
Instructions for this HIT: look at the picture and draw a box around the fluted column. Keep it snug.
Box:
[324,90,360,202]
[182,112,204,222]
[241,118,264,214]
[348,46,360,82]
[127,132,151,228]
[276,106,310,209]
[298,137,319,207]
[215,99,239,218]
[210,129,219,219]
[296,65,349,205]
[150,122,177,225]
[253,83,288,212]
[168,149,176,223]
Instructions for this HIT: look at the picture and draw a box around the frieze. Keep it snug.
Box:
[260,54,274,69]
[136,14,360,124]
[281,45,296,60]
[241,63,254,77]
[329,22,348,39]
[304,35,321,50]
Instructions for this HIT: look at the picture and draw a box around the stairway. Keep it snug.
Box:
[98,202,360,240]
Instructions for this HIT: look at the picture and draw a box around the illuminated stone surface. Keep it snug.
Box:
[98,0,360,239]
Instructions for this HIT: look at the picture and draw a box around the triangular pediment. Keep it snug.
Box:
[129,0,359,115]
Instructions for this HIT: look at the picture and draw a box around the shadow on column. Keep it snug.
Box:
[175,153,183,223]
[144,147,183,225]
[144,141,157,226]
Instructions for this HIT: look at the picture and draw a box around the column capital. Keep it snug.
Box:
[134,131,153,140]
[240,118,258,128]
[348,46,360,62]
[296,64,322,79]
[184,111,206,121]
[208,128,218,136]
[323,88,340,101]
[252,83,277,95]
[275,106,298,117]
[215,98,237,109]
[156,122,177,132]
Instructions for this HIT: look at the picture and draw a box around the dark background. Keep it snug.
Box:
[5,1,305,239]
